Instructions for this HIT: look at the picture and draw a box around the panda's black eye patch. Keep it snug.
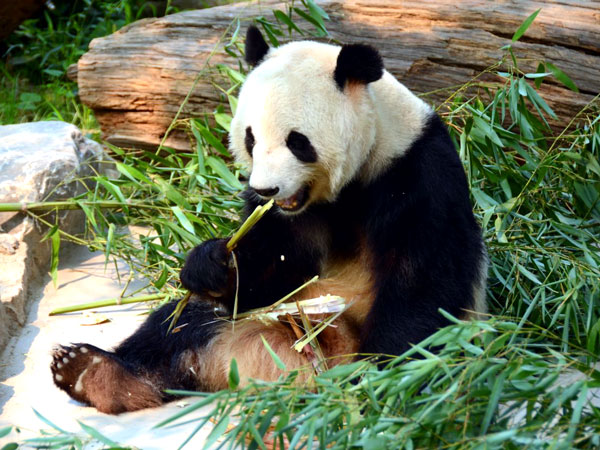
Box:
[286,131,317,163]
[244,127,255,156]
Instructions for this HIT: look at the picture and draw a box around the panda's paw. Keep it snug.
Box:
[180,238,231,297]
[50,343,109,404]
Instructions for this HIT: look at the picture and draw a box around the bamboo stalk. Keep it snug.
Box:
[0,200,162,212]
[48,293,167,316]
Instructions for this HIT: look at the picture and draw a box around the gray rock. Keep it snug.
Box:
[0,121,102,203]
[0,121,105,351]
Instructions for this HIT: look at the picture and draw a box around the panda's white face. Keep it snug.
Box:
[230,41,377,214]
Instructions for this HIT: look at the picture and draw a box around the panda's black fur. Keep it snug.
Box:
[51,27,486,414]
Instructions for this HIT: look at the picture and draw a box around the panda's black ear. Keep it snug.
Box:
[245,25,269,67]
[333,44,384,90]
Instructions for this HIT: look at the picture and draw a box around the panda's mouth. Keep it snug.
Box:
[275,185,310,212]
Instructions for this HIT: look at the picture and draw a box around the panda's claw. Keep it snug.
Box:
[53,345,68,358]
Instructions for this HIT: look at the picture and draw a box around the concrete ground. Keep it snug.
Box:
[0,245,214,449]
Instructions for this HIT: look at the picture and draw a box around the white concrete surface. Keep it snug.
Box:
[0,245,215,449]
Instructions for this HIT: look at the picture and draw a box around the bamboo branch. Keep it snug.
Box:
[0,200,161,212]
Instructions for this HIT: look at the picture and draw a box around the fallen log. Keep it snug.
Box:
[74,0,600,150]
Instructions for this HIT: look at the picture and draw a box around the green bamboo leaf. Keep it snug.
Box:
[566,383,588,443]
[116,162,151,185]
[293,8,327,36]
[481,371,506,433]
[471,188,499,209]
[517,77,528,97]
[473,116,503,147]
[304,0,329,21]
[76,200,98,230]
[517,263,542,285]
[153,264,169,290]
[32,408,68,433]
[192,121,230,156]
[218,64,246,84]
[214,112,232,132]
[318,361,365,379]
[171,206,195,234]
[248,411,271,450]
[96,177,127,205]
[190,123,206,176]
[534,61,546,88]
[228,358,240,389]
[524,72,552,79]
[1,443,18,450]
[0,427,13,439]
[202,415,230,450]
[512,9,541,42]
[105,142,125,156]
[259,21,281,47]
[587,319,600,355]
[206,156,243,190]
[154,177,191,209]
[546,62,579,92]
[260,334,287,370]
[523,82,557,119]
[78,420,119,447]
[43,226,60,288]
[273,10,303,34]
[24,436,78,446]
[153,393,219,428]
[161,220,201,246]
[485,429,518,445]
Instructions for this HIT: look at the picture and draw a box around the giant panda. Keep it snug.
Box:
[50,26,487,414]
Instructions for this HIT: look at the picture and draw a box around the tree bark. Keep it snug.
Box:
[74,0,600,150]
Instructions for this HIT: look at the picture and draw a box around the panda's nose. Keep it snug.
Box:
[253,186,280,198]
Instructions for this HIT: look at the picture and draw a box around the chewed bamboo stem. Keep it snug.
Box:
[226,199,274,251]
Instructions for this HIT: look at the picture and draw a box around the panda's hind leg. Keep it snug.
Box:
[51,297,223,414]
[51,343,163,414]
[197,316,360,389]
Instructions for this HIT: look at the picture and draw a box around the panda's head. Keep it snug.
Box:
[229,26,384,214]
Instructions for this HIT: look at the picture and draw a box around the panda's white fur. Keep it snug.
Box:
[50,29,488,414]
[230,41,431,210]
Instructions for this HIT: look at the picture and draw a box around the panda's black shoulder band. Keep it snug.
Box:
[245,25,270,67]
[334,44,384,90]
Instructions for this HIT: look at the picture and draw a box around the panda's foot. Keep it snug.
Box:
[51,343,163,414]
[51,344,105,405]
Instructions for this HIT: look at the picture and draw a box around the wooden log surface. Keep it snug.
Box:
[75,0,600,150]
